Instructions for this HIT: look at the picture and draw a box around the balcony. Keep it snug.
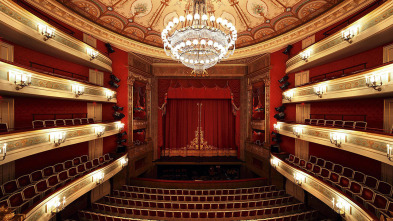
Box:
[282,62,393,103]
[0,59,116,103]
[0,1,112,72]
[275,121,393,166]
[23,153,127,221]
[286,1,393,74]
[270,154,377,221]
[0,121,123,165]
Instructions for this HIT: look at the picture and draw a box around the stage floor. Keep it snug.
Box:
[154,156,243,165]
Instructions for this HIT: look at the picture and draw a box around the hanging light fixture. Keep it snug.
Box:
[161,0,237,77]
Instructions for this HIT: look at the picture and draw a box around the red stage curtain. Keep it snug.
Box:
[164,99,236,151]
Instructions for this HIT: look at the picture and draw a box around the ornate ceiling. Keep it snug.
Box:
[57,0,341,48]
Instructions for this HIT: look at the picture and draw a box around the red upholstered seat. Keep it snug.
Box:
[81,118,89,124]
[305,162,314,171]
[174,212,181,218]
[44,120,55,127]
[328,172,340,185]
[312,165,321,175]
[88,118,95,124]
[366,194,388,215]
[73,157,81,166]
[64,119,74,125]
[309,155,317,164]
[22,185,39,203]
[0,123,8,132]
[377,181,392,197]
[64,160,73,169]
[355,187,375,205]
[55,119,65,126]
[324,161,334,170]
[104,154,112,162]
[31,170,43,183]
[85,161,93,171]
[299,159,306,168]
[47,175,59,189]
[353,171,366,183]
[73,118,82,125]
[17,175,32,189]
[365,176,379,189]
[316,158,325,167]
[319,168,330,180]
[42,166,54,177]
[345,181,363,197]
[54,163,64,173]
[77,164,86,174]
[333,164,343,174]
[8,192,28,211]
[81,155,88,163]
[293,157,300,165]
[3,180,18,194]
[32,120,45,129]
[342,167,354,178]
[92,159,100,168]
[68,167,78,178]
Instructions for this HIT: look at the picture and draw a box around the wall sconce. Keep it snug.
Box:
[365,73,388,91]
[271,158,279,169]
[332,198,346,215]
[92,172,104,184]
[293,126,302,138]
[49,132,66,146]
[87,48,99,61]
[46,196,66,214]
[387,144,393,161]
[37,24,55,41]
[314,85,327,98]
[116,122,125,132]
[283,90,294,101]
[0,143,6,161]
[95,126,105,137]
[71,84,85,97]
[341,25,360,43]
[8,70,32,90]
[121,157,129,168]
[300,50,311,62]
[106,90,114,101]
[273,124,280,132]
[330,133,346,147]
[294,172,305,185]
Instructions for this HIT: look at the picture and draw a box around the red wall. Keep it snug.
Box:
[15,142,88,177]
[103,135,118,154]
[309,142,381,179]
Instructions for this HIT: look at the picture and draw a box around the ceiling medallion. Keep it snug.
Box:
[161,0,237,77]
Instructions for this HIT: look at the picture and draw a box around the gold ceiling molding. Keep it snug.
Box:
[24,0,374,60]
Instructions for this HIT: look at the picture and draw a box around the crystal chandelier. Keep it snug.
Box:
[161,0,237,77]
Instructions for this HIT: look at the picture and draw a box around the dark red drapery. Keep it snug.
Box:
[164,99,236,151]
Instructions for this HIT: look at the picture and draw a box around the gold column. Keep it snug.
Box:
[127,76,135,148]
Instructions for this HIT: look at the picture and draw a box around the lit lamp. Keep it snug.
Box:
[341,25,360,43]
[46,196,66,214]
[37,24,55,41]
[365,73,387,91]
[294,172,305,185]
[314,85,327,98]
[87,48,99,61]
[106,90,114,101]
[121,157,129,168]
[330,133,346,147]
[271,158,279,169]
[332,198,346,215]
[95,126,105,137]
[387,144,393,161]
[273,124,280,132]
[49,132,66,146]
[92,172,104,184]
[8,70,32,90]
[0,143,6,161]
[300,50,311,62]
[116,122,125,132]
[72,84,85,97]
[283,90,294,101]
[293,126,302,138]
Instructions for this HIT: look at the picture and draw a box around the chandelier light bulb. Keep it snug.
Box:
[168,22,174,27]
[193,39,198,45]
[227,23,233,28]
[187,14,193,21]
[208,40,213,46]
[210,16,215,22]
[217,17,222,24]
[180,42,186,47]
[222,19,228,26]
[173,17,179,24]
[179,16,185,22]
[202,14,208,21]
[194,13,200,20]
[200,39,206,45]
[186,40,192,46]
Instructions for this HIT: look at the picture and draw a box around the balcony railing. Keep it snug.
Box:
[282,62,393,103]
[0,60,116,103]
[0,1,112,72]
[23,153,128,221]
[270,154,377,221]
[275,122,393,166]
[0,121,123,165]
[286,1,393,74]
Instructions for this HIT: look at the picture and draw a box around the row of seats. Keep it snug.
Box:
[91,202,308,219]
[113,189,286,201]
[79,209,318,221]
[304,119,367,130]
[103,195,294,209]
[286,154,392,219]
[32,118,95,129]
[0,153,112,213]
[121,184,277,195]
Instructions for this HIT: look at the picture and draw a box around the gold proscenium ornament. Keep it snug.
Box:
[190,69,209,77]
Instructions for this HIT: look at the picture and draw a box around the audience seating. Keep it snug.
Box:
[30,118,95,129]
[0,153,112,213]
[0,123,8,132]
[304,119,367,130]
[285,154,393,219]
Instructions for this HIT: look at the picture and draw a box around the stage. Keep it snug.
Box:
[154,156,243,165]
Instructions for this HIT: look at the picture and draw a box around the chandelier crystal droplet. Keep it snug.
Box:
[161,0,237,76]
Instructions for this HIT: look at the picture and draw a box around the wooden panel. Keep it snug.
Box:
[302,35,315,49]
[0,98,14,130]
[383,43,393,63]
[89,69,104,86]
[383,99,393,133]
[83,33,97,48]
[0,161,14,184]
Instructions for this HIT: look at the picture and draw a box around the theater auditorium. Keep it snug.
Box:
[0,0,392,220]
